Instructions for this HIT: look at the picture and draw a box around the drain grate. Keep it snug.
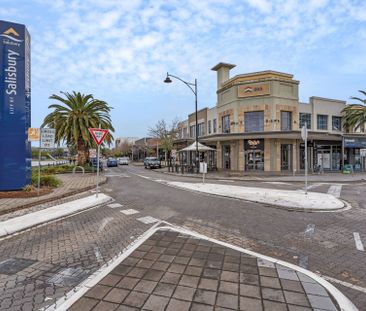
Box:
[0,257,36,275]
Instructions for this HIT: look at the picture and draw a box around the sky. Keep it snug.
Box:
[2,0,366,140]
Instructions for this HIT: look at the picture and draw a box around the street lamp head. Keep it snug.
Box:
[164,73,172,83]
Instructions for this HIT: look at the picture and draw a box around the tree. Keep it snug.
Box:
[42,91,114,165]
[118,139,132,156]
[149,119,180,166]
[342,90,366,132]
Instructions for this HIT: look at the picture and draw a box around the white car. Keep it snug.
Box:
[118,157,129,165]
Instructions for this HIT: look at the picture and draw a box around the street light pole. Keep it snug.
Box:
[164,73,199,173]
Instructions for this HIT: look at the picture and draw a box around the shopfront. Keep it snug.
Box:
[313,141,342,171]
[244,139,264,171]
[344,137,366,171]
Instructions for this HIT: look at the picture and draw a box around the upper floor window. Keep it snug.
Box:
[208,120,212,134]
[281,111,292,131]
[198,122,205,137]
[244,111,264,132]
[213,119,217,133]
[317,114,328,130]
[222,115,230,133]
[189,125,196,138]
[299,113,311,129]
[332,116,342,131]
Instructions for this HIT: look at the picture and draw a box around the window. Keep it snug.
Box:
[222,115,230,133]
[213,119,217,133]
[208,120,212,134]
[317,115,328,130]
[244,111,264,132]
[189,125,196,137]
[281,111,292,131]
[332,116,342,131]
[198,122,205,137]
[299,113,311,129]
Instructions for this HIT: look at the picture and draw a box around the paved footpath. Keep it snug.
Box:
[0,174,106,216]
[68,228,347,311]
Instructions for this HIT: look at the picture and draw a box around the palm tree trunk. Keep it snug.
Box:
[77,139,88,165]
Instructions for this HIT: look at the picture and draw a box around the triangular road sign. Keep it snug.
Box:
[88,128,109,146]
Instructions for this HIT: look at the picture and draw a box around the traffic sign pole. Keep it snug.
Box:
[96,144,100,198]
[38,137,41,195]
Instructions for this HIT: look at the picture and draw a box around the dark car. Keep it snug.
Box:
[107,157,118,167]
[144,157,161,169]
[89,157,103,171]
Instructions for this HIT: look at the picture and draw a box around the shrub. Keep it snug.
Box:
[31,174,61,188]
[23,184,35,192]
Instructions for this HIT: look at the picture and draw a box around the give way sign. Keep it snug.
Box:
[88,128,109,146]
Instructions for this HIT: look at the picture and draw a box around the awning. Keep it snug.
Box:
[179,142,215,152]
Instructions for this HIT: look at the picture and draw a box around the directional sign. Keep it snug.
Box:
[40,128,56,149]
[89,128,109,146]
[28,128,40,141]
[89,148,97,158]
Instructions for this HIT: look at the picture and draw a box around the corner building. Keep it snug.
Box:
[177,63,349,173]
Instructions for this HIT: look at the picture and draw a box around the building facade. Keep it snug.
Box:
[174,63,366,173]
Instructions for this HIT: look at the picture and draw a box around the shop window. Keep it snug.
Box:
[332,116,342,131]
[281,111,292,131]
[317,114,328,130]
[190,125,196,138]
[299,113,311,129]
[244,111,264,132]
[222,115,230,133]
[208,120,212,134]
[213,119,217,133]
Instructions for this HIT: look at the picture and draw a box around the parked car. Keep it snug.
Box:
[144,157,161,169]
[118,157,129,165]
[89,157,103,171]
[107,157,118,167]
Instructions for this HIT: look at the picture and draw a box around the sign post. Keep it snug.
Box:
[200,162,207,184]
[38,128,55,195]
[301,123,308,195]
[88,128,108,197]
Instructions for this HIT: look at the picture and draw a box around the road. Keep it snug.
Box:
[0,164,365,310]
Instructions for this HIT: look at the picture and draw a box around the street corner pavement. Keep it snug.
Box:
[0,193,113,237]
[0,173,107,215]
[62,226,356,311]
[166,182,346,211]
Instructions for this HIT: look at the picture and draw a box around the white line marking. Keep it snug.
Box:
[263,182,292,185]
[108,203,123,209]
[353,232,364,251]
[97,217,113,233]
[327,185,342,198]
[120,209,139,215]
[319,273,366,294]
[304,224,315,238]
[137,216,159,224]
[93,246,103,263]
[306,183,324,190]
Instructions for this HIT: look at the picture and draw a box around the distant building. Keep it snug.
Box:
[115,137,139,149]
[174,62,366,172]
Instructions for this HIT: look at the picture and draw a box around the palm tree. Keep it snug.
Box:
[342,90,366,132]
[42,91,114,165]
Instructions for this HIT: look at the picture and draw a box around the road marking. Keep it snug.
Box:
[120,209,139,215]
[108,203,123,208]
[298,254,309,269]
[320,274,366,294]
[353,232,364,251]
[306,183,324,190]
[327,185,342,198]
[94,246,103,263]
[97,217,113,233]
[137,216,159,224]
[304,224,315,239]
[263,182,292,185]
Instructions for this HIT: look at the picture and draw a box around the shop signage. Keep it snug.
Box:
[0,20,31,190]
[344,137,366,148]
[238,83,270,98]
[28,128,40,141]
[244,139,264,150]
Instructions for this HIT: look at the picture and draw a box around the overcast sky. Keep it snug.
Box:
[2,0,366,139]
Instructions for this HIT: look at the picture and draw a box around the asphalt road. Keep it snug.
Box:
[103,164,366,309]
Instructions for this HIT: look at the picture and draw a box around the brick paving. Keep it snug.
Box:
[0,199,151,311]
[0,173,106,217]
[69,229,340,311]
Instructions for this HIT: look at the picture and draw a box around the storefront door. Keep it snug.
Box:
[244,139,264,171]
[222,145,231,169]
[281,144,292,171]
